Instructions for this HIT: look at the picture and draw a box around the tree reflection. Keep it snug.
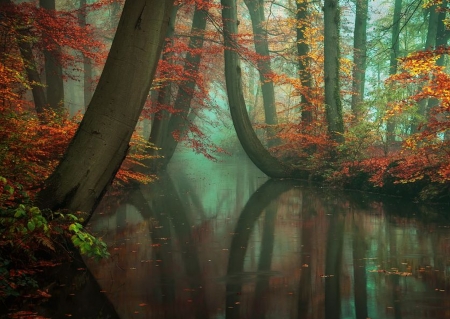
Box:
[85,159,450,319]
[226,179,296,319]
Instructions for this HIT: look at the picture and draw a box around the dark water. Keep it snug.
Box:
[84,153,450,319]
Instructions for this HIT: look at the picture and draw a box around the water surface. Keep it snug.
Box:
[86,154,450,319]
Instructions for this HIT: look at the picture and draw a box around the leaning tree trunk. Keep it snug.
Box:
[146,5,179,171]
[221,0,292,178]
[154,2,210,169]
[36,0,174,215]
[324,0,344,143]
[40,0,65,112]
[351,0,368,121]
[242,0,278,147]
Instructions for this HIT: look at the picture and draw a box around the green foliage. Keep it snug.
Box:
[66,214,110,260]
[0,176,109,301]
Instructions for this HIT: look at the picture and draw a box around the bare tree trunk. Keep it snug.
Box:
[351,0,368,120]
[155,2,210,168]
[77,0,93,109]
[147,6,179,171]
[242,0,278,146]
[36,0,174,215]
[0,0,48,115]
[386,0,402,146]
[297,0,313,124]
[221,0,292,178]
[411,5,438,134]
[40,0,64,112]
[324,0,344,143]
[16,33,47,115]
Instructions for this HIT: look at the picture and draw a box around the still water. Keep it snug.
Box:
[85,153,450,319]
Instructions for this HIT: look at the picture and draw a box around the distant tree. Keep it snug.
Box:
[36,0,174,215]
[150,1,210,170]
[351,0,369,120]
[77,0,93,108]
[386,0,402,146]
[296,0,313,124]
[39,0,64,112]
[426,0,449,114]
[323,0,344,143]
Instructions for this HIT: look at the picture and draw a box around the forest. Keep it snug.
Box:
[0,0,449,316]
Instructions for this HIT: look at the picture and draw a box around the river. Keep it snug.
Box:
[82,153,450,319]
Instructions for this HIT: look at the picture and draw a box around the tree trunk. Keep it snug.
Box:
[147,6,179,171]
[427,1,448,110]
[297,0,313,124]
[386,0,402,146]
[40,0,64,112]
[77,0,93,109]
[411,5,438,134]
[16,32,47,115]
[351,0,368,120]
[242,0,278,146]
[0,0,48,115]
[155,2,210,168]
[324,0,344,143]
[221,0,292,178]
[36,0,174,215]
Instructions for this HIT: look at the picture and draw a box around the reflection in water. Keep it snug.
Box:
[86,154,450,319]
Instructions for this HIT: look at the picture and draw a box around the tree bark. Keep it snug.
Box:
[242,0,279,146]
[36,0,174,215]
[427,0,448,110]
[155,2,210,168]
[0,0,48,115]
[40,0,64,112]
[77,0,93,109]
[147,6,179,171]
[411,5,438,134]
[351,0,368,120]
[297,0,313,124]
[16,32,47,115]
[324,0,344,143]
[221,0,292,178]
[386,0,402,146]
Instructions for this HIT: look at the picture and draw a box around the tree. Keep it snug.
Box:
[221,0,292,178]
[426,0,448,119]
[147,5,179,171]
[351,0,369,120]
[242,0,279,146]
[297,0,313,124]
[36,0,174,215]
[149,1,211,170]
[77,0,93,108]
[324,0,344,143]
[39,0,64,112]
[386,0,402,146]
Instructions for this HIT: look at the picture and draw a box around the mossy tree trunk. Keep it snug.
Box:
[324,0,344,143]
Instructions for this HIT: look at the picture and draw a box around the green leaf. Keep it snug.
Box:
[27,220,35,232]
